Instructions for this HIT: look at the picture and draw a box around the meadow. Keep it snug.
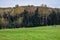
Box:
[0,25,60,40]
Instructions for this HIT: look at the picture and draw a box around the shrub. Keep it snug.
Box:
[0,23,3,29]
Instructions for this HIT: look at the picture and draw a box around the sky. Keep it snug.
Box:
[0,0,60,8]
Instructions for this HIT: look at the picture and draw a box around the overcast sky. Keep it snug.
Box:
[0,0,60,8]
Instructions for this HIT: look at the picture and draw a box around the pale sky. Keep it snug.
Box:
[0,0,60,8]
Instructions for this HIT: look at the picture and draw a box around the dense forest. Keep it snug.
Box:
[0,5,60,29]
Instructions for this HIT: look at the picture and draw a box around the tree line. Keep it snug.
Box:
[0,8,60,29]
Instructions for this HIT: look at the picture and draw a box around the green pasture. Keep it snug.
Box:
[0,25,60,40]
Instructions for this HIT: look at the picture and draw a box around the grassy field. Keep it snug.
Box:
[0,25,60,40]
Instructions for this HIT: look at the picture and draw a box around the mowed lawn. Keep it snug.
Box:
[0,25,60,40]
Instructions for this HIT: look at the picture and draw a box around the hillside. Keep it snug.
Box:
[0,6,60,15]
[0,6,60,28]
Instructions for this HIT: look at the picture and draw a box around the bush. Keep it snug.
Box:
[0,23,3,29]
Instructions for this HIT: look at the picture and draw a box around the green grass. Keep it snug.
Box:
[0,25,60,40]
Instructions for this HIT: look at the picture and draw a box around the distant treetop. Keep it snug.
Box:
[15,4,19,8]
[41,4,47,7]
